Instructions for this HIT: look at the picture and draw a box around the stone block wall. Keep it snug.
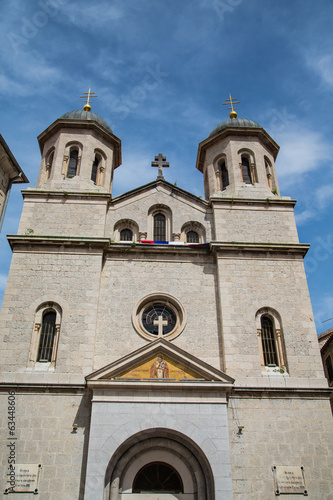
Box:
[17,193,109,238]
[212,200,299,244]
[217,253,325,382]
[0,249,102,378]
[228,394,333,499]
[94,250,222,371]
[0,390,90,500]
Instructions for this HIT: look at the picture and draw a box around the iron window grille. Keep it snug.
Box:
[37,311,56,362]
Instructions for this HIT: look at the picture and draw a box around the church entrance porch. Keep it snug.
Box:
[105,432,212,499]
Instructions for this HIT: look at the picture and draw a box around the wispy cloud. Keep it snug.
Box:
[275,127,332,187]
[112,151,156,196]
[64,1,125,30]
[316,183,333,210]
[306,52,333,88]
[314,294,333,333]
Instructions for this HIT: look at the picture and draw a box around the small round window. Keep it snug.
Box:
[132,293,186,341]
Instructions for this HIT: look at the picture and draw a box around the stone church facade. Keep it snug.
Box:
[0,103,332,499]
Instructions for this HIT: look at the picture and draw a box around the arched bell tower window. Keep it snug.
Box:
[45,149,54,180]
[91,155,99,184]
[120,229,133,241]
[220,161,229,190]
[133,462,183,493]
[37,310,57,362]
[67,148,79,177]
[186,230,199,243]
[241,155,252,184]
[154,213,166,241]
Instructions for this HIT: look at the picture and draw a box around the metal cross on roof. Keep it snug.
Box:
[80,88,98,112]
[151,153,169,179]
[223,93,240,119]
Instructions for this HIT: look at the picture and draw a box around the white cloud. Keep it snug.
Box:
[315,184,333,210]
[295,209,317,226]
[314,294,333,334]
[64,1,125,29]
[306,53,333,88]
[112,151,155,196]
[275,127,332,187]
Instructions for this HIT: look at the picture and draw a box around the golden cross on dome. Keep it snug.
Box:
[80,88,98,112]
[223,93,240,119]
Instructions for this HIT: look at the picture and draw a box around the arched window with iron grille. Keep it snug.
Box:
[261,315,278,366]
[154,214,166,241]
[37,310,56,362]
[186,231,199,243]
[133,462,183,494]
[120,228,133,241]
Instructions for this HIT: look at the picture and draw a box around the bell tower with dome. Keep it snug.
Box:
[197,96,280,200]
[0,93,332,500]
[36,89,121,195]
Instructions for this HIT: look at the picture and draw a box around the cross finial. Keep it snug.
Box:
[153,315,168,337]
[151,153,169,179]
[223,93,240,119]
[80,88,98,112]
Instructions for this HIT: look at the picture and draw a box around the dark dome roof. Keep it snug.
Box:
[59,110,112,133]
[209,117,262,137]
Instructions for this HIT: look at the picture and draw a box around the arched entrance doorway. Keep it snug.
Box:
[104,429,215,499]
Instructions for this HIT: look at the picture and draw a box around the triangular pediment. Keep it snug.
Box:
[112,179,208,212]
[86,339,234,385]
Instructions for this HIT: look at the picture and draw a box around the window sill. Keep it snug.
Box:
[262,367,289,377]
[33,362,55,372]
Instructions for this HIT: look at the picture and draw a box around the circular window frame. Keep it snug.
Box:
[132,293,186,341]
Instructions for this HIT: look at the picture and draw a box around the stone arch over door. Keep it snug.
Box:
[103,428,215,499]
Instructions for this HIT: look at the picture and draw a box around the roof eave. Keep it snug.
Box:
[37,118,122,168]
[196,126,280,173]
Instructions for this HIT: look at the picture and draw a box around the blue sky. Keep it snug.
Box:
[0,0,332,334]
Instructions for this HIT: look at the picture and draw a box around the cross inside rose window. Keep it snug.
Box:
[142,303,177,337]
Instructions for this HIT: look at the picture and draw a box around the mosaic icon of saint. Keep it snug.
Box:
[150,356,169,379]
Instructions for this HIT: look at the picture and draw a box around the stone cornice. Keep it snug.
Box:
[209,196,297,208]
[7,236,310,257]
[21,189,111,201]
[7,235,110,252]
[0,383,330,400]
[229,387,333,398]
[211,241,310,257]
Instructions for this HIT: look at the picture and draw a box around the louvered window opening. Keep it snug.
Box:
[91,156,99,183]
[241,156,252,184]
[221,161,229,189]
[37,311,56,362]
[120,229,133,241]
[261,316,278,366]
[187,231,199,243]
[154,214,166,241]
[326,355,333,383]
[68,149,78,176]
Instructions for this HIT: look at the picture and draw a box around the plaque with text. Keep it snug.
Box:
[4,464,41,494]
[273,466,307,495]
